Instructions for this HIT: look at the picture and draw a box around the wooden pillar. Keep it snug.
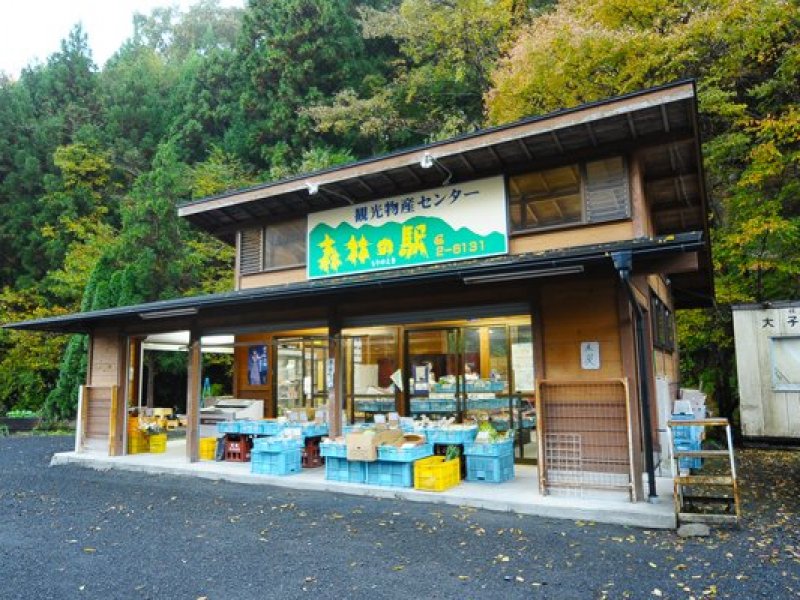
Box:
[186,329,201,463]
[75,385,87,453]
[328,312,343,437]
[146,354,156,409]
[617,284,645,501]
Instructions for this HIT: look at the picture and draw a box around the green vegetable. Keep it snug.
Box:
[445,445,460,461]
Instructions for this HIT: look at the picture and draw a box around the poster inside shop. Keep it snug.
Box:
[307,176,508,279]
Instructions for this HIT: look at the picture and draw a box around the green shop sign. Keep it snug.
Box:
[307,176,509,279]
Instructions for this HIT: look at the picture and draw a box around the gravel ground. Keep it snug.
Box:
[0,435,798,600]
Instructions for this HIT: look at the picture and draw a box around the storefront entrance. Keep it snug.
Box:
[274,336,328,416]
[405,321,536,464]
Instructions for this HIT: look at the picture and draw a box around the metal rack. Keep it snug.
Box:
[667,417,741,525]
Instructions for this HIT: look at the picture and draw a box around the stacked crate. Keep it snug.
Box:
[463,438,515,483]
[671,413,703,471]
[250,437,302,475]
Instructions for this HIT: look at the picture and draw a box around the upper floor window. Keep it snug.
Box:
[651,293,675,352]
[508,156,629,232]
[240,218,306,275]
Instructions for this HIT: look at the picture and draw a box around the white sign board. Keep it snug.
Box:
[581,341,601,370]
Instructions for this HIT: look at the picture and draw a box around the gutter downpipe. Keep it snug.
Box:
[611,250,658,501]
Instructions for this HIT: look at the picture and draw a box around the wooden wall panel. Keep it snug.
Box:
[89,331,121,387]
[239,267,306,290]
[540,280,623,380]
[510,221,633,255]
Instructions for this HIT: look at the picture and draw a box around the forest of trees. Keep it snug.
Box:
[0,0,797,426]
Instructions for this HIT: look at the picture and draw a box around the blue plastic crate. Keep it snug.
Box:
[674,440,702,470]
[250,449,301,475]
[428,399,457,412]
[319,441,347,458]
[252,437,303,453]
[376,399,395,411]
[672,413,703,443]
[255,421,284,436]
[410,400,431,413]
[377,442,433,462]
[324,456,367,483]
[238,421,262,435]
[466,453,515,483]
[489,381,505,392]
[216,421,241,434]
[365,461,414,487]
[463,438,514,457]
[426,427,478,445]
[299,423,328,438]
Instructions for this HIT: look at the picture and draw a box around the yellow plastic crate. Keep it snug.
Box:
[199,437,217,461]
[149,433,167,453]
[128,432,149,454]
[413,456,461,492]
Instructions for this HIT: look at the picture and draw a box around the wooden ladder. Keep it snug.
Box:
[667,417,741,526]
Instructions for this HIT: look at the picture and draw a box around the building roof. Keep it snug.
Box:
[179,80,708,247]
[4,232,707,334]
[732,300,800,311]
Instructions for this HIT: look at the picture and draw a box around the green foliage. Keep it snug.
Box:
[485,0,800,420]
[1,0,797,426]
[306,0,522,151]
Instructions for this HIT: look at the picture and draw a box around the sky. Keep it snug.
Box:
[0,0,245,78]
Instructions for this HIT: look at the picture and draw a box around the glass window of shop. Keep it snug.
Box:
[274,337,328,417]
[343,328,399,423]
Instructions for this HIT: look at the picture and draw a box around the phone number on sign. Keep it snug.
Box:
[434,236,486,258]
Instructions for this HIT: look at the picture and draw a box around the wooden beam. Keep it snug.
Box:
[517,139,534,161]
[185,329,201,463]
[328,312,343,437]
[635,252,700,276]
[178,83,695,218]
[458,153,476,174]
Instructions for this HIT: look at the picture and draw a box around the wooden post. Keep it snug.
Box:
[75,385,87,453]
[186,330,201,463]
[618,284,645,502]
[108,385,120,456]
[328,313,343,437]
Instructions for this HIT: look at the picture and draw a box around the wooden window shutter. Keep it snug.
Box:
[584,157,630,223]
[239,228,263,275]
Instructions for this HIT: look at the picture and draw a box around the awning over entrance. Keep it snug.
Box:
[4,231,706,334]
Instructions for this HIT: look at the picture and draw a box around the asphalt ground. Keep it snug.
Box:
[0,435,798,600]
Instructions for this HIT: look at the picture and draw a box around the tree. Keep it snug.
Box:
[232,0,383,169]
[485,0,800,422]
[305,0,523,152]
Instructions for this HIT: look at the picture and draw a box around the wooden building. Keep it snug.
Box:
[733,301,800,443]
[5,80,713,501]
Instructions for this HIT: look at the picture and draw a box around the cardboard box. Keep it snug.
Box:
[346,429,403,462]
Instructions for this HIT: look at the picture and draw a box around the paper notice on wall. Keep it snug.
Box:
[512,342,534,391]
[389,369,404,391]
